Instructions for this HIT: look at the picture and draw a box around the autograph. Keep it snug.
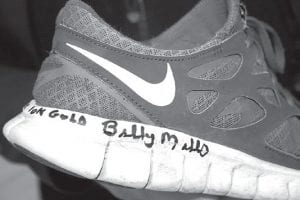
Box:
[27,106,209,157]
[102,120,209,157]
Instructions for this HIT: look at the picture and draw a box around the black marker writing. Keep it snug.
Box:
[49,110,59,118]
[141,126,155,148]
[29,107,46,116]
[26,105,87,126]
[60,114,69,120]
[78,116,87,126]
[118,125,155,148]
[182,138,209,157]
[100,120,209,157]
[102,120,118,136]
[161,132,178,150]
[48,110,86,126]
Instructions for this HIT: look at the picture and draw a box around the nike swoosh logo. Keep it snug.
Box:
[67,43,176,106]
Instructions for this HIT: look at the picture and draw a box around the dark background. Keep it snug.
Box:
[0,0,300,199]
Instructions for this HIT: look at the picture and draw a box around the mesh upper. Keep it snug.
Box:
[188,55,242,80]
[210,96,266,129]
[57,0,243,57]
[266,117,300,158]
[33,75,140,122]
[187,91,219,114]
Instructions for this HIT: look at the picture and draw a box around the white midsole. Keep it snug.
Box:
[3,100,300,200]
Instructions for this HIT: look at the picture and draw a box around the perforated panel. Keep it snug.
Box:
[187,90,218,114]
[266,116,300,159]
[210,96,266,129]
[188,55,242,80]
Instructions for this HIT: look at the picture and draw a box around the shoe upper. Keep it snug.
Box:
[33,0,300,170]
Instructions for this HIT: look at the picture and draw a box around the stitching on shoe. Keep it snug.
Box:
[57,25,227,62]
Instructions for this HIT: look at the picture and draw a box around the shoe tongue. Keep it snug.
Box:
[151,0,229,49]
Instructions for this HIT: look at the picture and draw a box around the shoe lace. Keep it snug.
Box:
[244,17,298,107]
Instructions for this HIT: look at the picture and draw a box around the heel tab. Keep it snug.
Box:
[55,0,99,26]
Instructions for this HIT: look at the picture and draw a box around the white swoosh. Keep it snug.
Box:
[67,43,176,106]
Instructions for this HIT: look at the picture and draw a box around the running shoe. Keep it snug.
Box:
[3,0,300,199]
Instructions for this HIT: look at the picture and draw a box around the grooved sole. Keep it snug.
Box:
[3,100,300,200]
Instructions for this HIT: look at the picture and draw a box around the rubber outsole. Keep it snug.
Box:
[3,100,300,200]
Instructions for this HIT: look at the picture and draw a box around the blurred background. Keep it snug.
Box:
[0,0,300,199]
